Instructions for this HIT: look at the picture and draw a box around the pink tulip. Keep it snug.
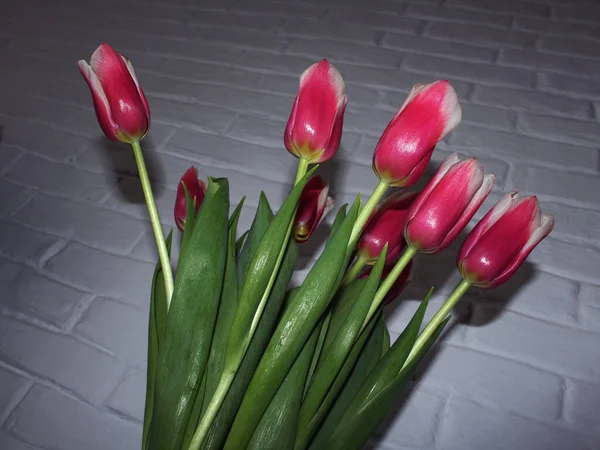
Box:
[357,191,419,265]
[404,154,495,254]
[284,60,347,164]
[361,261,414,305]
[78,43,150,143]
[372,81,461,187]
[458,192,554,288]
[293,175,334,243]
[174,167,206,232]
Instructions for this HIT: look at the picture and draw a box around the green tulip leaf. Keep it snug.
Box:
[148,178,229,450]
[201,243,298,450]
[223,196,361,450]
[237,192,273,287]
[181,199,245,447]
[296,247,388,448]
[309,314,388,450]
[247,316,322,450]
[325,316,451,450]
[142,230,173,450]
[224,168,317,377]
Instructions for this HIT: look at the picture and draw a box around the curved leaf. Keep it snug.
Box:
[223,196,361,450]
[148,178,229,450]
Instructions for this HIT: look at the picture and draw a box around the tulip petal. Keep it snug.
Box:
[320,96,347,163]
[437,173,495,252]
[290,60,346,161]
[457,191,519,263]
[174,167,206,231]
[293,175,333,242]
[406,159,484,253]
[284,95,300,157]
[121,54,151,126]
[484,214,554,288]
[372,81,461,186]
[359,191,418,263]
[78,60,121,141]
[403,153,460,229]
[90,43,149,140]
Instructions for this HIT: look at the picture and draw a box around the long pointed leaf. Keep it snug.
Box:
[247,318,321,450]
[223,196,361,450]
[302,310,331,399]
[225,168,317,374]
[202,199,245,411]
[149,178,229,450]
[142,231,173,450]
[237,192,273,286]
[297,248,387,448]
[325,316,451,450]
[201,243,298,450]
[181,199,245,447]
[309,314,387,450]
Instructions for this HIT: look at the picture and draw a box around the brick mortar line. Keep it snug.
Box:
[450,339,600,386]
[0,360,135,425]
[0,378,33,427]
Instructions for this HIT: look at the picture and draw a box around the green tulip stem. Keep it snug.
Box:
[130,140,174,307]
[342,255,368,286]
[348,180,388,249]
[362,246,417,331]
[403,279,471,369]
[188,372,235,450]
[295,157,310,185]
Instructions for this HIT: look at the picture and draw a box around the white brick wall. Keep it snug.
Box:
[1,0,599,448]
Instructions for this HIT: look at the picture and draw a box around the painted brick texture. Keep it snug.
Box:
[1,0,599,449]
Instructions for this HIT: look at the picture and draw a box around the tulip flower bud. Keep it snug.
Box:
[357,191,419,265]
[458,192,554,289]
[372,81,462,187]
[404,154,495,254]
[78,43,150,143]
[174,167,207,232]
[361,261,414,305]
[284,59,347,164]
[293,175,334,243]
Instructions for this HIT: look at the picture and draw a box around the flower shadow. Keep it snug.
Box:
[97,134,166,203]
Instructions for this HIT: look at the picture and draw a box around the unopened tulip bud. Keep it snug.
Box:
[357,191,418,265]
[174,167,206,232]
[372,81,461,187]
[78,43,150,143]
[293,175,334,242]
[458,192,554,288]
[404,154,494,254]
[284,60,347,164]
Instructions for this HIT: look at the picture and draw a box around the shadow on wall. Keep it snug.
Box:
[371,261,534,447]
[96,135,166,203]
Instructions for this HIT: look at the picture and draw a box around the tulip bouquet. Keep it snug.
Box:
[79,43,554,450]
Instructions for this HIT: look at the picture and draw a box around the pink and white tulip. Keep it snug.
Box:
[458,192,554,288]
[357,191,419,265]
[79,43,150,143]
[284,60,347,164]
[174,167,206,232]
[293,175,334,243]
[404,154,495,254]
[372,81,461,187]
